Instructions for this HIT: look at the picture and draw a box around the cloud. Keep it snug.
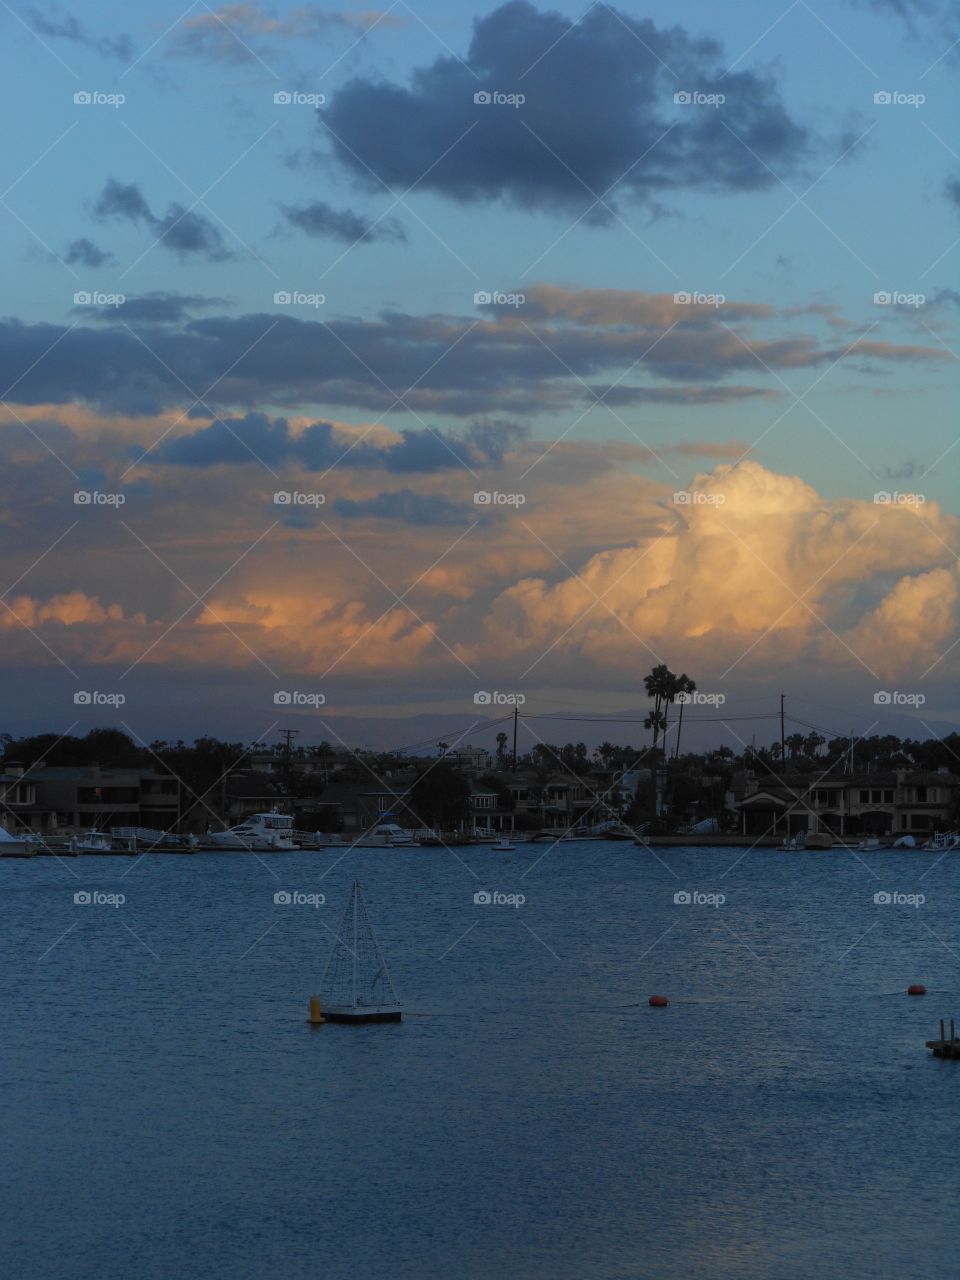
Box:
[323,0,813,215]
[460,460,959,680]
[80,293,228,324]
[280,200,406,244]
[25,6,133,60]
[62,237,115,268]
[0,591,138,628]
[0,291,948,417]
[333,488,472,524]
[169,3,401,63]
[945,175,960,212]
[147,412,525,472]
[93,180,234,261]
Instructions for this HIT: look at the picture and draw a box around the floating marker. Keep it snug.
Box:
[908,984,927,996]
[649,995,669,1008]
[308,994,325,1024]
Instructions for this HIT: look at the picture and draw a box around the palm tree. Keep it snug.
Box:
[672,674,697,760]
[495,732,509,767]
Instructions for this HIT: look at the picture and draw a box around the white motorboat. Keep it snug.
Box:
[203,811,297,851]
[492,838,516,851]
[0,826,35,857]
[348,822,418,848]
[892,835,916,849]
[67,830,114,854]
[857,837,881,851]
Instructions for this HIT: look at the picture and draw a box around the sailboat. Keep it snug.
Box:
[318,880,402,1023]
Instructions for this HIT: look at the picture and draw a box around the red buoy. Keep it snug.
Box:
[649,995,669,1007]
[907,984,926,996]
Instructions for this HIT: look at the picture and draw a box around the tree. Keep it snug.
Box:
[495,732,509,766]
[672,674,697,760]
[408,765,472,829]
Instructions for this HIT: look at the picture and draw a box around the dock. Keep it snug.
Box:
[926,1020,960,1059]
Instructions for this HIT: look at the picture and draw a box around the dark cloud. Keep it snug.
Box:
[147,413,524,472]
[80,293,229,325]
[0,300,947,418]
[322,0,812,216]
[333,488,472,524]
[25,6,133,60]
[62,237,115,268]
[93,180,234,261]
[280,200,406,244]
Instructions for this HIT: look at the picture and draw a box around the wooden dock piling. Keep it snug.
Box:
[926,1018,960,1059]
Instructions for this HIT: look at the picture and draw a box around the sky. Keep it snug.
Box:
[1,0,958,753]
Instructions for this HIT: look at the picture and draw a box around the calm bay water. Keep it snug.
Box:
[3,842,958,1279]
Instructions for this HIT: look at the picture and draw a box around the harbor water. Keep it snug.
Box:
[3,842,958,1279]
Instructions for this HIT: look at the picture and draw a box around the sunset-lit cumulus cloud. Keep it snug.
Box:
[2,461,955,693]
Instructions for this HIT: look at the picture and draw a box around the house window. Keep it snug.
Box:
[859,790,869,802]
[871,790,881,803]
[884,790,893,803]
[916,787,927,802]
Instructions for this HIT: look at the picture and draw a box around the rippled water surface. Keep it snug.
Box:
[3,843,958,1279]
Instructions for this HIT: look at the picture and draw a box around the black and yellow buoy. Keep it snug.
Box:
[308,995,325,1025]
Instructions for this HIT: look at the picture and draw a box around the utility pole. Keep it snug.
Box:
[780,693,786,765]
[512,704,518,771]
[279,728,298,798]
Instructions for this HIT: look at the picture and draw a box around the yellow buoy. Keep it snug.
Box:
[308,995,325,1025]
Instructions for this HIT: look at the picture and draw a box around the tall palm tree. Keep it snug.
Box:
[672,674,697,760]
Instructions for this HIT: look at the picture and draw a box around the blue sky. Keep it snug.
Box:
[0,0,958,742]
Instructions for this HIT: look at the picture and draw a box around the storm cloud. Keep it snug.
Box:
[322,1,813,216]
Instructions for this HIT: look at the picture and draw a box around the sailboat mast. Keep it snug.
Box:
[352,882,359,1006]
